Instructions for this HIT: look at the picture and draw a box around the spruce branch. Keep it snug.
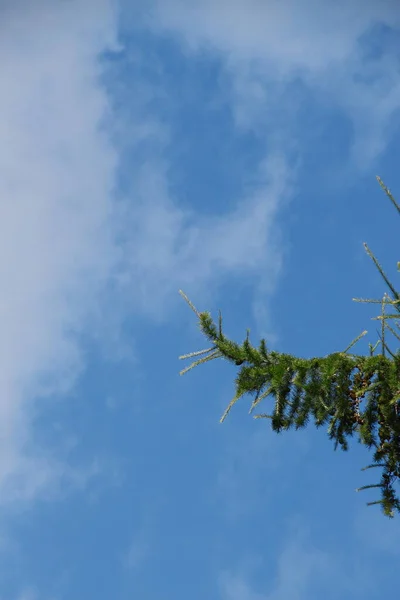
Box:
[178,177,400,517]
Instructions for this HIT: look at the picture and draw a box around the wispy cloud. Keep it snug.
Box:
[14,591,37,600]
[124,535,151,571]
[114,152,294,322]
[123,509,158,572]
[0,0,296,508]
[218,521,372,600]
[146,0,400,168]
[0,0,121,503]
[126,0,400,341]
[220,574,264,600]
[219,528,330,600]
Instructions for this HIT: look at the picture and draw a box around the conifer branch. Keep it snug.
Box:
[179,347,217,360]
[179,350,222,376]
[363,244,400,312]
[178,177,400,517]
[343,330,368,353]
[178,289,201,317]
[249,386,273,414]
[376,176,400,215]
[220,392,246,423]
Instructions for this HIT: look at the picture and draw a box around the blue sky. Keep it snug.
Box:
[1,1,400,598]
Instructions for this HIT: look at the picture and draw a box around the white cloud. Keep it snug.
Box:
[118,0,400,345]
[1,590,40,600]
[125,536,151,571]
[219,528,331,600]
[14,591,36,600]
[0,0,294,509]
[146,0,400,166]
[123,514,156,572]
[0,0,121,503]
[114,152,294,322]
[220,574,264,600]
[218,523,372,600]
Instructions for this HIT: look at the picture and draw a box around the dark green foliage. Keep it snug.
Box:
[179,177,400,517]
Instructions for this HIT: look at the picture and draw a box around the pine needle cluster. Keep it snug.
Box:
[179,177,400,517]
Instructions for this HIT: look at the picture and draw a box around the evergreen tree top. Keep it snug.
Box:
[179,177,400,518]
